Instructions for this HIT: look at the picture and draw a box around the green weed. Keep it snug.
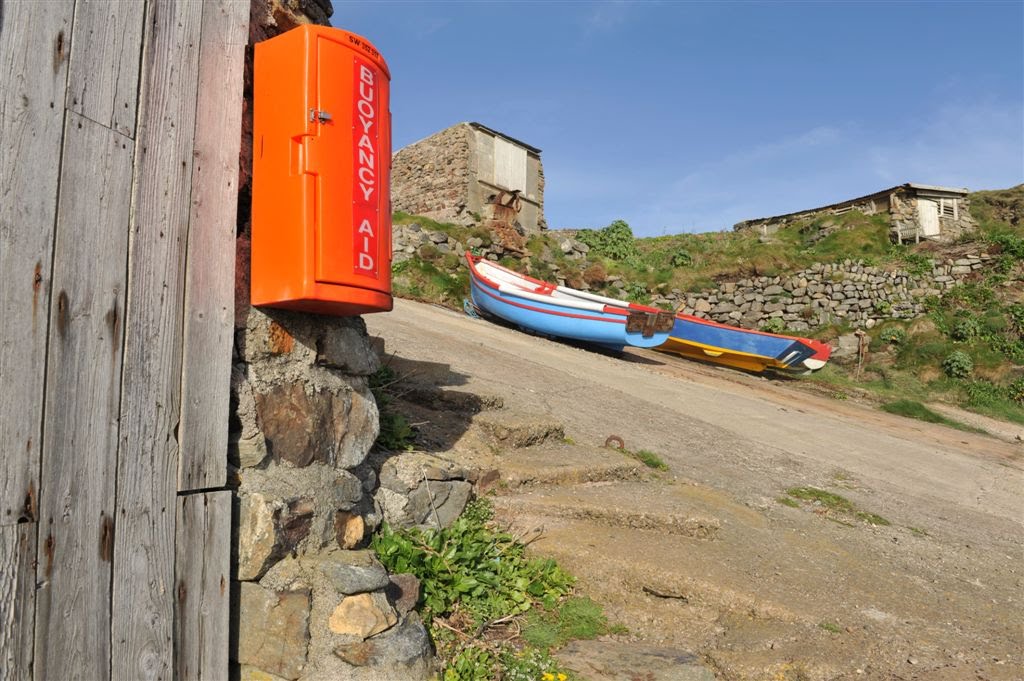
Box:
[575,219,642,264]
[392,258,469,305]
[854,511,892,526]
[615,447,669,471]
[786,487,855,513]
[373,499,588,679]
[878,326,906,346]
[761,317,787,334]
[369,366,415,451]
[633,449,668,470]
[784,486,890,527]
[880,399,986,433]
[373,499,574,625]
[522,597,609,650]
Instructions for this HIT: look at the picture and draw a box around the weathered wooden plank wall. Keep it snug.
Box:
[178,0,249,492]
[33,110,134,681]
[174,491,232,680]
[0,0,75,524]
[111,1,204,676]
[0,3,76,678]
[65,0,145,138]
[0,524,36,681]
[0,0,243,678]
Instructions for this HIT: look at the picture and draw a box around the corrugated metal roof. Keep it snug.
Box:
[736,182,970,228]
[905,183,970,194]
[468,122,542,155]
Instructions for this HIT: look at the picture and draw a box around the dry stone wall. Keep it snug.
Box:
[393,223,996,334]
[231,309,439,681]
[673,254,996,332]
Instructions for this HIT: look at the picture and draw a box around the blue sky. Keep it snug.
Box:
[332,1,1024,236]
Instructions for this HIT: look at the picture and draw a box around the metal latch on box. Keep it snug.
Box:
[308,109,332,123]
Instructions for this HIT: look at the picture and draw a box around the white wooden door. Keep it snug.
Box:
[918,199,940,237]
[493,137,526,191]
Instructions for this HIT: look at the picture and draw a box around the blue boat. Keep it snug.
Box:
[465,253,674,351]
[659,313,829,373]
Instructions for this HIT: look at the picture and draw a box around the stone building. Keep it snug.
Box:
[734,183,974,243]
[391,122,547,233]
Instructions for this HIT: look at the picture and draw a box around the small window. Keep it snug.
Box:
[939,198,957,219]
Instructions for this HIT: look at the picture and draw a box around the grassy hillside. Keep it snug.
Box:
[390,188,1024,426]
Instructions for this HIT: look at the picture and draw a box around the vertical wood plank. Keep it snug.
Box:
[177,0,249,491]
[33,111,134,681]
[111,1,204,678]
[0,0,74,525]
[66,0,146,137]
[173,492,231,681]
[1,523,37,681]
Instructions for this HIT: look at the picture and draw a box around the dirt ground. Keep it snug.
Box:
[365,299,1024,681]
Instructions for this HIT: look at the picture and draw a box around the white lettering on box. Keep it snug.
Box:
[353,57,380,277]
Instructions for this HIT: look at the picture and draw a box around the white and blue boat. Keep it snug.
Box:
[466,253,674,351]
[660,314,831,373]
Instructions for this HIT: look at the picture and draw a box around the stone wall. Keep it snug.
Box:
[391,124,475,225]
[232,3,449,679]
[392,122,547,233]
[231,311,438,680]
[672,254,994,332]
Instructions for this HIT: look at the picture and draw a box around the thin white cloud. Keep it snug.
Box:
[865,100,1024,190]
[665,125,844,195]
[631,124,848,232]
[583,0,632,34]
[412,16,451,38]
[620,100,1023,235]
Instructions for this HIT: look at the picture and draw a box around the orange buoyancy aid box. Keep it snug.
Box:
[252,25,393,316]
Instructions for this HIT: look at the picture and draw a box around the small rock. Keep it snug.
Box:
[230,368,267,469]
[386,574,421,616]
[254,382,376,469]
[405,480,473,529]
[329,592,398,639]
[237,583,311,679]
[316,320,381,375]
[335,510,366,550]
[315,549,391,595]
[237,492,282,581]
[333,613,435,675]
